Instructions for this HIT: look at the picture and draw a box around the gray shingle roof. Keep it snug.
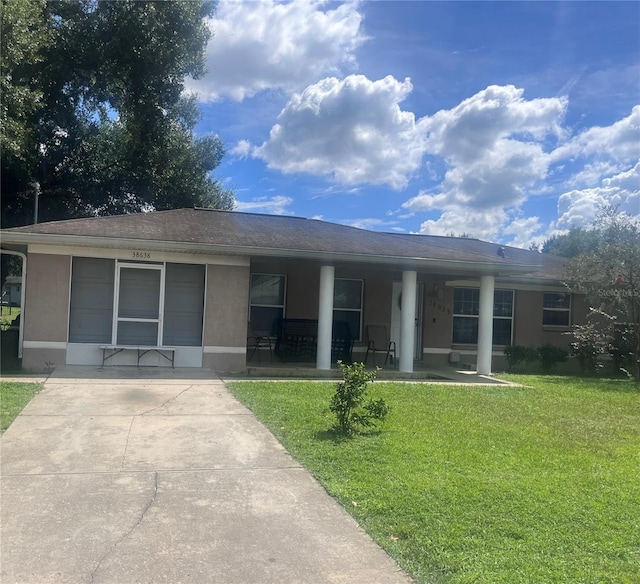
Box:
[2,208,568,279]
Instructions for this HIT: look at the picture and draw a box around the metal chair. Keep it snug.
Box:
[247,322,274,363]
[364,325,396,367]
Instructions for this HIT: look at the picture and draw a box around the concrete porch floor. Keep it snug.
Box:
[241,358,513,385]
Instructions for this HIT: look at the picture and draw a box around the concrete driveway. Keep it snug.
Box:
[1,367,412,584]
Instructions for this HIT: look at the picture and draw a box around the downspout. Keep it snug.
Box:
[1,250,27,358]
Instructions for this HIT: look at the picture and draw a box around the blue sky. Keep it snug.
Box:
[188,0,639,247]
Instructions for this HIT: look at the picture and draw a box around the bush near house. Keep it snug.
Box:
[503,344,537,371]
[503,343,568,373]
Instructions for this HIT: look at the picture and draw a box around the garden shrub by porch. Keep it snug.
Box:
[503,343,568,373]
[504,345,537,371]
[537,343,569,373]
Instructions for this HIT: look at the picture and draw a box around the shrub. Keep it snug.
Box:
[537,343,569,373]
[611,323,636,377]
[504,345,537,371]
[330,361,389,435]
[570,322,612,375]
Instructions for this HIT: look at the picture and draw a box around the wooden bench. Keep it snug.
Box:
[99,345,177,368]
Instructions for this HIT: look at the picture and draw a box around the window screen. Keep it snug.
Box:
[69,257,114,343]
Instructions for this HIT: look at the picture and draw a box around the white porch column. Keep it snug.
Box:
[316,265,335,370]
[477,275,495,375]
[400,270,417,373]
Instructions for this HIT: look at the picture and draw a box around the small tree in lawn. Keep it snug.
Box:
[330,361,389,435]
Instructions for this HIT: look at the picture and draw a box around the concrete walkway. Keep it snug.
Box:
[1,368,412,583]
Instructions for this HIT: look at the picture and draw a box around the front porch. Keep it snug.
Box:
[248,259,502,378]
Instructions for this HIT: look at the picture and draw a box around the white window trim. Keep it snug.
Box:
[334,278,364,341]
[112,262,166,345]
[452,288,514,346]
[542,292,572,327]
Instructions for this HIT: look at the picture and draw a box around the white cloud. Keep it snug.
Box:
[234,195,294,215]
[563,160,625,189]
[552,105,640,163]
[186,0,366,102]
[436,139,551,208]
[339,217,399,230]
[417,85,567,210]
[402,191,449,213]
[555,162,640,229]
[231,139,252,157]
[417,207,509,241]
[250,75,429,189]
[603,162,640,192]
[502,216,544,249]
[403,89,638,246]
[401,86,568,244]
[424,85,567,164]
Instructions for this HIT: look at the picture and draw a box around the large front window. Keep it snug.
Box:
[333,278,363,341]
[452,288,514,346]
[249,274,286,335]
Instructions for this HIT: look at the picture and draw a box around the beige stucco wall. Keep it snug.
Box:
[513,290,544,346]
[23,253,71,342]
[202,263,250,372]
[513,289,587,349]
[22,253,71,371]
[22,348,66,372]
[282,261,320,319]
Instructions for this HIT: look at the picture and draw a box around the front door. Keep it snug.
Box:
[390,281,423,361]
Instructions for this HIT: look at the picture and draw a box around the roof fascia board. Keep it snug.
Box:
[445,279,569,292]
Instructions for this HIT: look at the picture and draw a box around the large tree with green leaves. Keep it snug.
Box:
[541,227,602,258]
[1,0,233,228]
[553,210,640,381]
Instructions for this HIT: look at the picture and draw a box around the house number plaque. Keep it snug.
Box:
[131,251,151,260]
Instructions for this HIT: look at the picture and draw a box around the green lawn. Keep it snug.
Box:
[227,375,640,583]
[1,381,42,432]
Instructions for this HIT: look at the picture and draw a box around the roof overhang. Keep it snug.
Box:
[0,232,545,277]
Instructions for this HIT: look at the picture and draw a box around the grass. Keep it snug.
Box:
[227,375,640,583]
[1,381,42,432]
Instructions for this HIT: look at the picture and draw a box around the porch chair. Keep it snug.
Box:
[247,321,274,363]
[364,325,397,368]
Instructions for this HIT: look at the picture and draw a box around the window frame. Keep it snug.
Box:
[333,278,364,341]
[542,292,571,327]
[452,287,514,346]
[249,273,286,336]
